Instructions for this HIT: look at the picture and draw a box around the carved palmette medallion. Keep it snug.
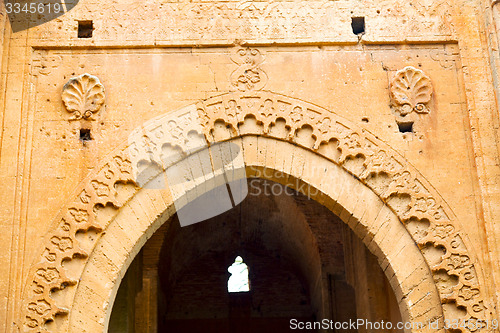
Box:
[390,66,433,116]
[62,73,105,120]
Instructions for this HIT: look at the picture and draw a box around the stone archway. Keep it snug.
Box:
[72,148,441,333]
[21,91,492,333]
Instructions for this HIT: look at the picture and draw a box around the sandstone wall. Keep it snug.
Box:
[1,0,500,331]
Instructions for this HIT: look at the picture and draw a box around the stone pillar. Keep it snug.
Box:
[343,227,403,333]
[325,273,357,333]
[135,269,159,333]
[0,2,7,77]
[490,0,500,111]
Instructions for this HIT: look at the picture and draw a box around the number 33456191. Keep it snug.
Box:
[5,3,64,14]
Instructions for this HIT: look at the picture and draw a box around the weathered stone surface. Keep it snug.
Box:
[1,0,500,332]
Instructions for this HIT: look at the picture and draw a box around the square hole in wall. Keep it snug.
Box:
[79,128,92,142]
[78,20,93,38]
[351,17,365,35]
[397,122,413,133]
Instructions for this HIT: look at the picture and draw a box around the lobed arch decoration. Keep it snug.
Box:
[21,90,492,332]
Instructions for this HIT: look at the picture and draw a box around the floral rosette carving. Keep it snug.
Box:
[390,66,433,116]
[230,48,268,92]
[62,73,105,120]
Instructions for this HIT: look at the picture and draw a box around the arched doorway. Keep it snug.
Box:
[108,179,402,332]
[21,91,490,333]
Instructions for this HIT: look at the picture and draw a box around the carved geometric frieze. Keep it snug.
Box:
[30,0,455,44]
[62,73,105,120]
[390,66,433,126]
[230,47,268,92]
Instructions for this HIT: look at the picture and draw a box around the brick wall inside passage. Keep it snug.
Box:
[109,180,403,332]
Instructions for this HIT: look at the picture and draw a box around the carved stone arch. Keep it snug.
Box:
[70,145,442,333]
[21,91,492,333]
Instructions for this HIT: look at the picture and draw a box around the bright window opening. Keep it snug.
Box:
[227,256,250,292]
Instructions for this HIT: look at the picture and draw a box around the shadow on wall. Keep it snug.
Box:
[5,0,80,32]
